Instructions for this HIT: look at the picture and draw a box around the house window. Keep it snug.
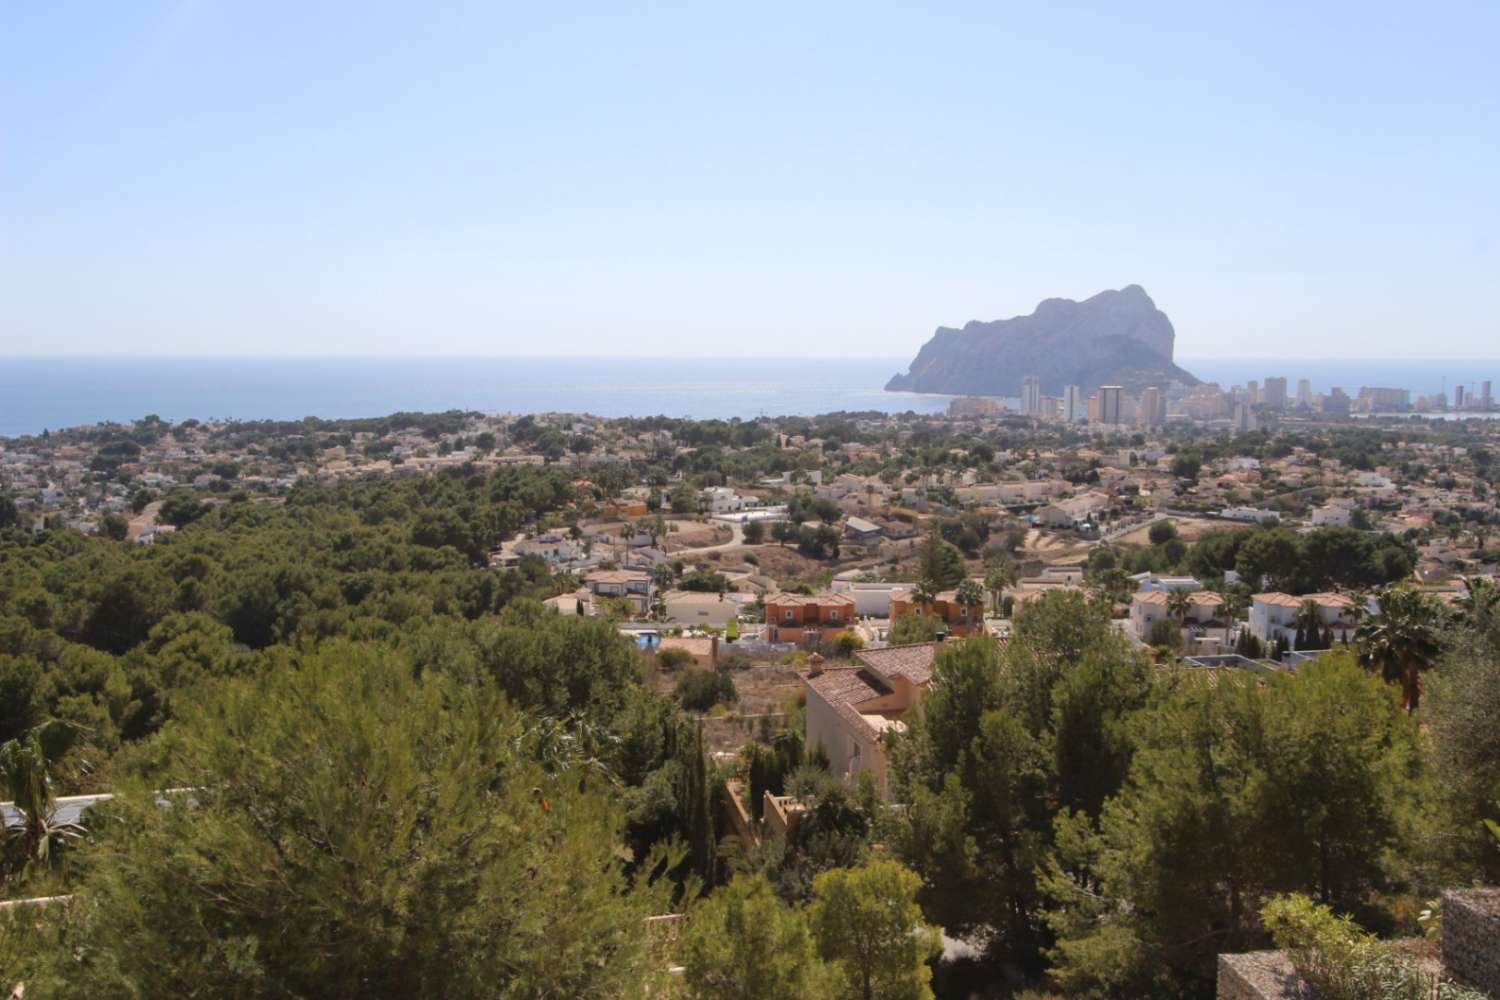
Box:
[784,610,794,621]
[829,610,839,621]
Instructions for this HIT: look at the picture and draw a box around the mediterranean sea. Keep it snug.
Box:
[0,356,950,438]
[3,356,1497,439]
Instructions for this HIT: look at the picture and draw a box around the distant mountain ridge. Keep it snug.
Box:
[885,285,1199,397]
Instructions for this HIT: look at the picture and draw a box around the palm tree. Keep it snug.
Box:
[1,721,83,882]
[984,561,1016,615]
[1166,587,1192,625]
[1161,587,1192,650]
[909,579,938,616]
[1356,586,1446,713]
[955,579,985,610]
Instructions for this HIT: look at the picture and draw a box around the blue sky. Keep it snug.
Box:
[3,1,1496,358]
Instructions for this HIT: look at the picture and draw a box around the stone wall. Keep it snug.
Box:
[1442,888,1500,995]
[1217,952,1309,1000]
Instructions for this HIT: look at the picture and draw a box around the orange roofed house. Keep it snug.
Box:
[764,592,856,644]
[804,640,1007,795]
[890,588,987,638]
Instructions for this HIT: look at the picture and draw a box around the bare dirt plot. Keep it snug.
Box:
[1113,516,1223,548]
[664,521,733,552]
[1021,528,1093,564]
[650,659,805,754]
[125,500,163,541]
[733,544,824,581]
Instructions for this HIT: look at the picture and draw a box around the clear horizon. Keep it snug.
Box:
[4,3,1497,359]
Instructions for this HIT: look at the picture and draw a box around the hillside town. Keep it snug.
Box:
[4,396,1500,999]
[4,395,1498,746]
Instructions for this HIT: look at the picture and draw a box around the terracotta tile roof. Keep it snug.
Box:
[856,642,939,685]
[1133,590,1220,606]
[1254,591,1353,609]
[1301,592,1354,609]
[806,667,888,706]
[586,569,650,584]
[766,592,856,608]
[805,667,896,741]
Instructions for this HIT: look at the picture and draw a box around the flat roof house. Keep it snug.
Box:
[843,516,884,544]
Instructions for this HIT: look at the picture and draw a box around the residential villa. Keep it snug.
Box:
[804,642,940,794]
[1129,590,1229,647]
[499,533,583,568]
[660,589,744,628]
[764,592,857,644]
[1248,592,1359,649]
[583,569,652,615]
[1220,506,1280,524]
[829,579,908,618]
[1130,572,1202,593]
[543,589,590,616]
[701,486,760,514]
[1310,501,1355,527]
[1037,492,1110,530]
[598,499,648,519]
[890,587,987,637]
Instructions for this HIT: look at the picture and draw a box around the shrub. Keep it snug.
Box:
[675,669,736,712]
[658,647,696,672]
[1262,894,1486,1000]
[718,652,753,672]
[831,631,865,657]
[1147,617,1180,650]
[1148,519,1179,546]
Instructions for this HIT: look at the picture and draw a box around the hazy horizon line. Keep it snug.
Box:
[5,353,1500,363]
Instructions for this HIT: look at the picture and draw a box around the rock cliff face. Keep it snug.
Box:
[885,285,1198,397]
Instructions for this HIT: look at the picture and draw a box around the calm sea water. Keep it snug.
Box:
[2,356,1496,439]
[0,357,948,438]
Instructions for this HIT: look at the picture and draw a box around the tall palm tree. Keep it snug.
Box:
[984,561,1016,615]
[1356,586,1446,713]
[910,579,938,616]
[954,579,985,609]
[0,721,83,881]
[1166,588,1192,625]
